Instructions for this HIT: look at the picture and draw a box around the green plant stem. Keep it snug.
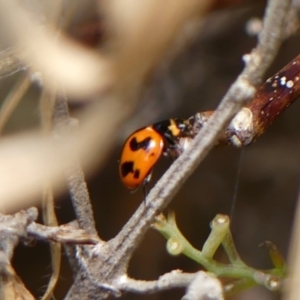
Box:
[202,215,229,259]
[222,231,246,266]
[154,213,285,293]
[224,278,257,297]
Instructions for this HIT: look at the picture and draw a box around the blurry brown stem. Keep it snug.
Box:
[39,90,61,300]
[53,93,98,235]
[0,73,30,133]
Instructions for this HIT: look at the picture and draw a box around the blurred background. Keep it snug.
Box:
[0,0,299,299]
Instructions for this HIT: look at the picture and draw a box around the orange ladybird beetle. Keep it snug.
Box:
[119,118,194,193]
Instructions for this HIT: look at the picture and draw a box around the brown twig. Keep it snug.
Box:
[248,53,300,137]
[39,89,61,300]
[27,221,99,245]
[176,52,300,149]
[0,207,97,247]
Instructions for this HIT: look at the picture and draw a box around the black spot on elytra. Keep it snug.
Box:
[134,169,140,179]
[121,161,134,177]
[129,137,152,151]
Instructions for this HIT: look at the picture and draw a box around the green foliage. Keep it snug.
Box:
[154,212,286,296]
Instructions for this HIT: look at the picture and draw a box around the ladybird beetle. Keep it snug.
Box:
[119,118,194,192]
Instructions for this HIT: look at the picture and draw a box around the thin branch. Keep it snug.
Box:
[27,222,99,245]
[0,208,98,245]
[252,0,291,83]
[52,93,98,235]
[40,89,61,300]
[116,271,196,294]
[41,183,61,300]
[115,271,223,300]
[51,91,100,287]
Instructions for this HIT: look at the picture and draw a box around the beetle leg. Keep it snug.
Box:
[142,171,152,202]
